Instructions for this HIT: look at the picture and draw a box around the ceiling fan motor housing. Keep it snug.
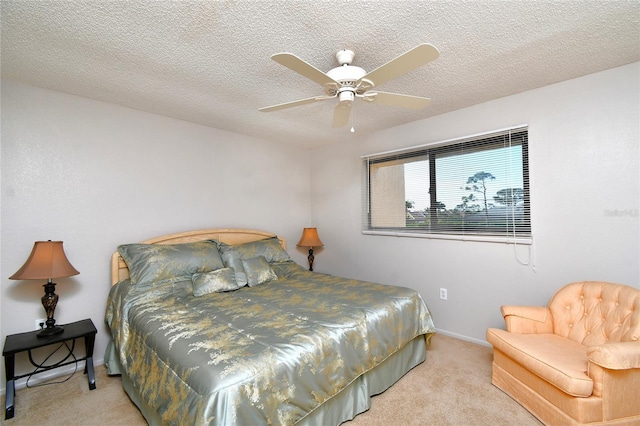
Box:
[325,65,367,96]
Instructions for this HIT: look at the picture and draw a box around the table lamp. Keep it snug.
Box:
[297,228,324,271]
[9,240,79,337]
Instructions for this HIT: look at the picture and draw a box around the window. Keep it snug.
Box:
[363,127,530,242]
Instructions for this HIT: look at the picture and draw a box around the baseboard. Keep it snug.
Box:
[435,328,491,347]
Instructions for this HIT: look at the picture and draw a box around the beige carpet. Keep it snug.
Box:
[2,334,542,425]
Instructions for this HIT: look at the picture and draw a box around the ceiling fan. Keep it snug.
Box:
[259,44,439,128]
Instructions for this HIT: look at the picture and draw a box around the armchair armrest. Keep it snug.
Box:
[588,342,640,370]
[500,305,553,334]
[587,342,640,414]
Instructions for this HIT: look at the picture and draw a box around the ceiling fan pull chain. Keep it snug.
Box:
[350,103,355,133]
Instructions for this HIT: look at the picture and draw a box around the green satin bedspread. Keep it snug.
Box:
[105,261,435,425]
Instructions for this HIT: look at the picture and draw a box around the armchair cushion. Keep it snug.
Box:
[487,328,593,397]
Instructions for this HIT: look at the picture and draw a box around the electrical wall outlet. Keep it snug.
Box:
[35,318,46,330]
[439,288,448,300]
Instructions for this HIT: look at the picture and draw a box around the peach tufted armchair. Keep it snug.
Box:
[486,281,640,426]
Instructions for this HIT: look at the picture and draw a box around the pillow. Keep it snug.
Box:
[118,241,224,286]
[221,251,248,286]
[242,256,277,287]
[218,236,291,264]
[192,268,239,296]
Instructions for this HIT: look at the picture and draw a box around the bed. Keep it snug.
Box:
[105,228,435,425]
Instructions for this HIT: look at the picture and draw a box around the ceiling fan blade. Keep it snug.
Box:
[359,43,439,88]
[271,53,339,87]
[259,96,332,112]
[364,91,431,109]
[332,102,352,128]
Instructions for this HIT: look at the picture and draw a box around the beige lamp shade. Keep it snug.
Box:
[9,241,79,280]
[297,228,324,248]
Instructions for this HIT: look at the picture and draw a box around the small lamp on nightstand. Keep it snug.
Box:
[9,240,79,337]
[297,228,324,271]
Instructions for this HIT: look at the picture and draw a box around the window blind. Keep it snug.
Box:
[362,126,530,242]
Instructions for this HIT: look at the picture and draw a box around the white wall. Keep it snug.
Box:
[0,80,312,392]
[310,63,640,345]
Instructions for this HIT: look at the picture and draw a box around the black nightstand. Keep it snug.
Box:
[3,318,97,420]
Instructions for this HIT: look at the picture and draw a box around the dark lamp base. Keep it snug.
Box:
[37,325,64,338]
[307,247,315,271]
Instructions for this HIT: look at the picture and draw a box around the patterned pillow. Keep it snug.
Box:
[118,241,224,286]
[217,236,291,264]
[242,256,278,287]
[192,268,239,296]
[221,251,248,286]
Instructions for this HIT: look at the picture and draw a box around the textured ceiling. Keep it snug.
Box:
[2,1,639,149]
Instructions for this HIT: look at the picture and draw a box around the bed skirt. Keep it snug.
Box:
[105,334,429,425]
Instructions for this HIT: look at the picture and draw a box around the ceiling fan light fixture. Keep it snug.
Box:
[338,90,354,104]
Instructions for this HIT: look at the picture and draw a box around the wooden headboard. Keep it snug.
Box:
[111,228,286,286]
